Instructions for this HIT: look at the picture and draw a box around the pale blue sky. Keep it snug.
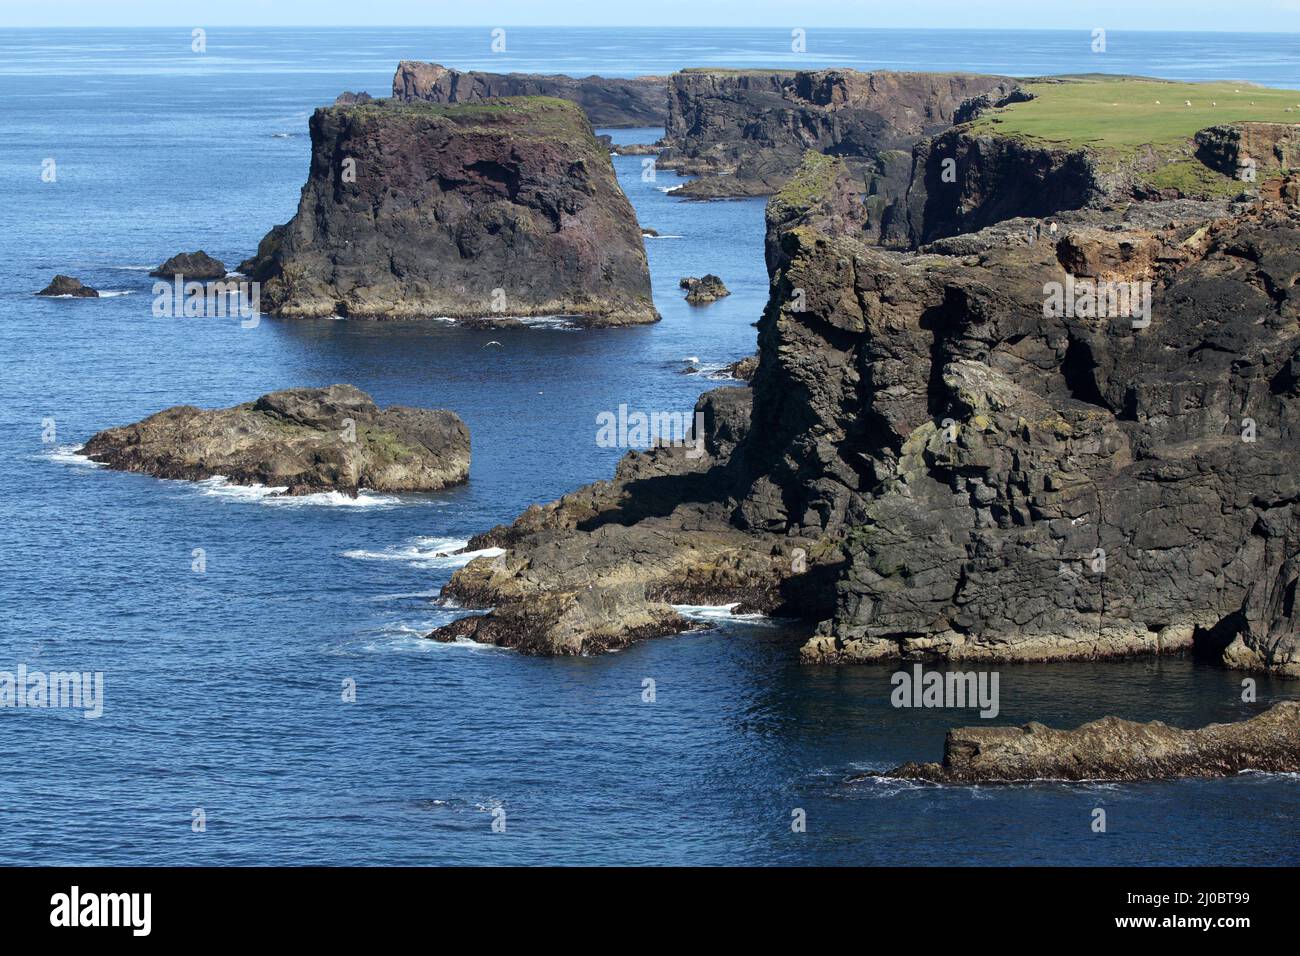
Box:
[5,0,1299,31]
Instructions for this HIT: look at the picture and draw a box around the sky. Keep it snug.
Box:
[4,0,1299,32]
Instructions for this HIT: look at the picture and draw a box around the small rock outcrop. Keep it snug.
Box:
[680,274,730,304]
[722,354,759,382]
[392,61,668,128]
[37,275,98,297]
[81,385,470,496]
[867,702,1300,782]
[150,251,227,280]
[241,97,657,327]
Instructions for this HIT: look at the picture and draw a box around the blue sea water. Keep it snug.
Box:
[0,27,1297,866]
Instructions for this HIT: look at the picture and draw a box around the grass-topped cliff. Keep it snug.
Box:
[966,75,1300,197]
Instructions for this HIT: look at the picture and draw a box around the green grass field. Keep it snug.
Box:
[967,75,1300,155]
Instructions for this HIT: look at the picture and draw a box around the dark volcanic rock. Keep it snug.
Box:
[150,251,227,280]
[657,68,1021,198]
[334,91,373,105]
[81,384,470,496]
[37,275,98,297]
[867,702,1300,782]
[680,274,730,304]
[241,97,657,326]
[427,385,832,655]
[721,354,759,382]
[392,61,667,128]
[430,148,1300,675]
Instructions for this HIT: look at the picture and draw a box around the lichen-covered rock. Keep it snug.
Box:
[867,701,1300,782]
[680,274,730,304]
[392,61,667,128]
[241,97,657,327]
[37,275,98,297]
[150,251,227,280]
[81,385,469,496]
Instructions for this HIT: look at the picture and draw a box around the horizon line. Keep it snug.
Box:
[2,25,1298,34]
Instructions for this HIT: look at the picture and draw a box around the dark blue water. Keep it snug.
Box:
[1,28,1297,866]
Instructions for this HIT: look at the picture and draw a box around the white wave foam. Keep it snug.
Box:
[672,603,777,625]
[98,290,133,297]
[193,476,400,507]
[342,536,504,569]
[644,233,684,239]
[45,445,104,468]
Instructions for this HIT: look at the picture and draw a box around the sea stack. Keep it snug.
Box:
[81,385,470,496]
[37,275,99,297]
[241,97,658,327]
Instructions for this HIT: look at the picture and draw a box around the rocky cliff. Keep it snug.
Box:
[432,147,1300,679]
[241,97,657,326]
[82,385,470,496]
[656,68,1022,198]
[392,61,667,128]
[867,77,1300,249]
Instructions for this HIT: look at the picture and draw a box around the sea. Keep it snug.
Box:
[1,26,1297,865]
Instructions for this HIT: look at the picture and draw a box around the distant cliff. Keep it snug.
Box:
[392,61,668,128]
[657,68,1023,197]
[242,97,657,326]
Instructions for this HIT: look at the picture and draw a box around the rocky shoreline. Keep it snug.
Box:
[82,385,470,497]
[860,702,1300,783]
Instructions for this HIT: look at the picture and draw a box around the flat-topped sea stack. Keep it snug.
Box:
[81,385,470,496]
[241,97,657,327]
[392,61,668,127]
[868,702,1300,783]
[657,68,1023,197]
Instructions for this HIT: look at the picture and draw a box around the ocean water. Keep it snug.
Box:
[1,27,1297,866]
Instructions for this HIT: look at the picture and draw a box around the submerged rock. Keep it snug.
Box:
[391,61,667,128]
[37,275,98,297]
[241,97,657,327]
[149,251,227,280]
[81,385,469,496]
[864,701,1300,782]
[680,274,730,304]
